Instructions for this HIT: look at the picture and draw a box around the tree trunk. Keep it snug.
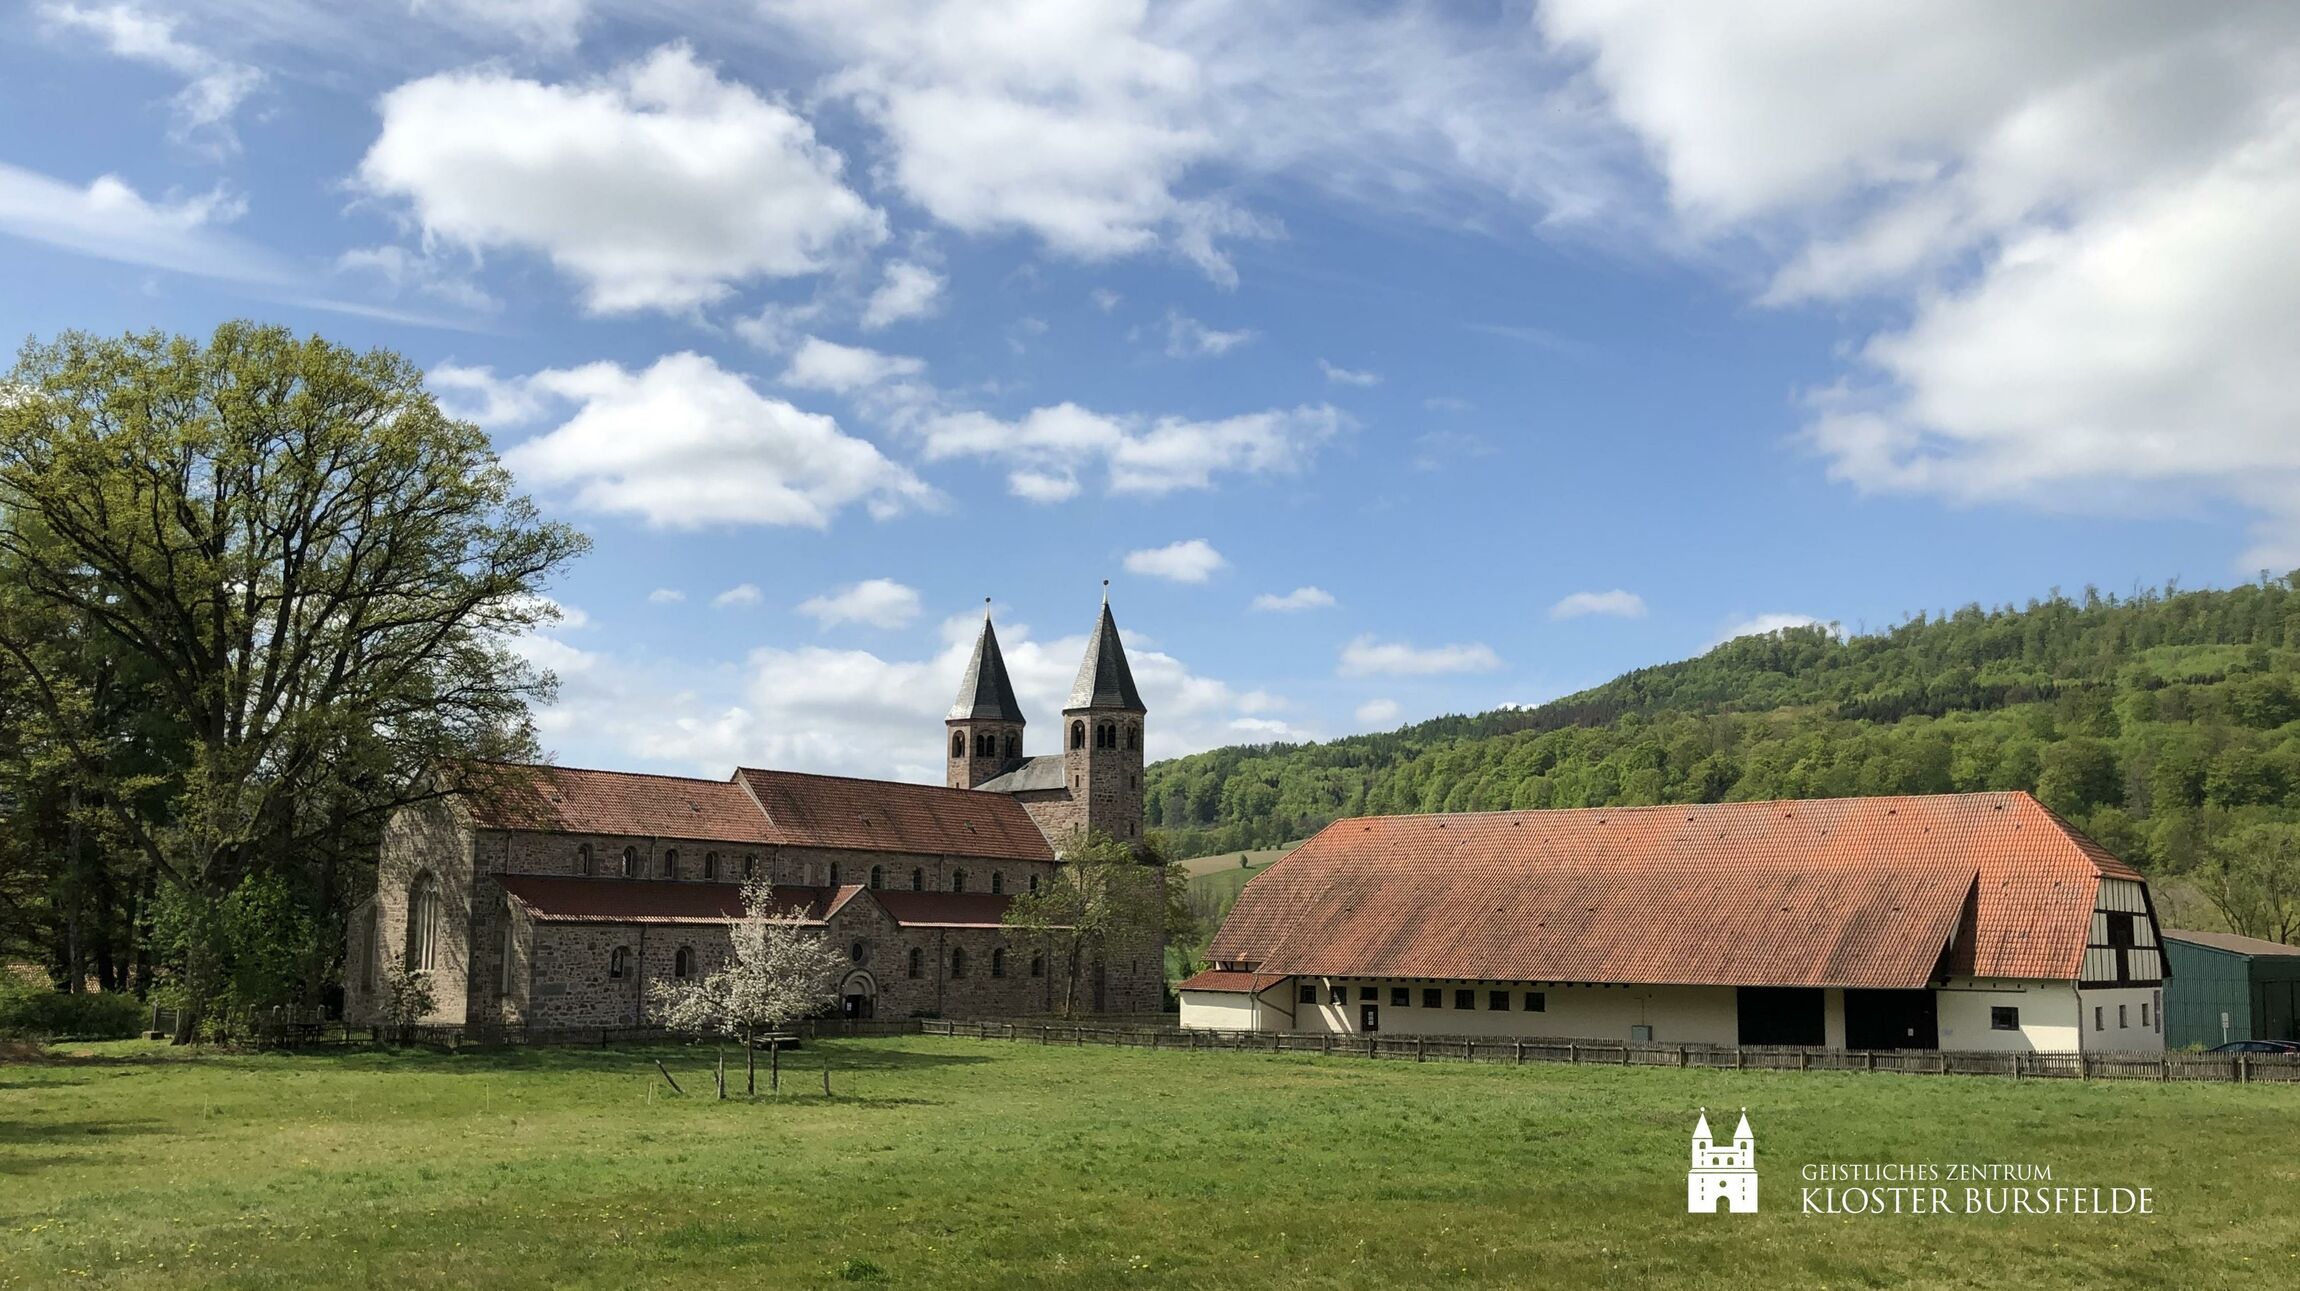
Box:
[770,1040,780,1093]
[746,1030,757,1096]
[716,1044,726,1100]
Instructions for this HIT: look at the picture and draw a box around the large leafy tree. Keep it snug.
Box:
[1003,831,1191,1018]
[0,323,587,1037]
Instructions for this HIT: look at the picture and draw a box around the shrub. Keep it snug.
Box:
[0,976,145,1039]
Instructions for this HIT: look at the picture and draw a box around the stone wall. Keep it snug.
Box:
[370,797,475,1025]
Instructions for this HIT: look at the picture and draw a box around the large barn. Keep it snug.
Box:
[1180,792,2168,1054]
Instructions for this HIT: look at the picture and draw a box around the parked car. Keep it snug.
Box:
[2207,1039,2300,1053]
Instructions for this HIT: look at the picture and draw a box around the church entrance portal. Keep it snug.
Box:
[841,971,877,1020]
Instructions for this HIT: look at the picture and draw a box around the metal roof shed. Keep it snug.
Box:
[2161,929,2300,1049]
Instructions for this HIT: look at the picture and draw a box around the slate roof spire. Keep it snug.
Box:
[949,599,1026,722]
[1067,584,1145,712]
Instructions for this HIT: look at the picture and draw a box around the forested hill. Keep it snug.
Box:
[1146,577,2300,937]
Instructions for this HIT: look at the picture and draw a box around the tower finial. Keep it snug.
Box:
[1102,578,1110,605]
[984,595,992,621]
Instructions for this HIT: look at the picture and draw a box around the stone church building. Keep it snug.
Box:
[346,595,1160,1029]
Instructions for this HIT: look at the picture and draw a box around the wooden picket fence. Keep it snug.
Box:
[917,1019,2300,1084]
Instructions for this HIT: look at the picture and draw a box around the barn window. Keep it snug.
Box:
[952,732,966,758]
[404,873,441,972]
[2093,1006,2104,1031]
[1030,952,1044,978]
[1489,990,1511,1011]
[621,847,637,878]
[1523,992,1545,1013]
[991,871,1004,895]
[951,869,966,893]
[1298,983,1317,1004]
[663,848,679,879]
[1070,721,1085,749]
[1991,1007,2019,1031]
[674,946,694,980]
[870,866,884,890]
[951,948,969,978]
[576,844,592,876]
[911,867,924,891]
[1358,986,1377,1002]
[1330,985,1345,1004]
[609,946,629,979]
[703,851,718,880]
[907,947,923,979]
[1423,988,1442,1009]
[1390,987,1408,1007]
[991,948,1007,978]
[2118,1004,2129,1029]
[1455,989,1475,1009]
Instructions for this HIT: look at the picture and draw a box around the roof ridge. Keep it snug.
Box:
[473,760,743,789]
[734,765,1017,800]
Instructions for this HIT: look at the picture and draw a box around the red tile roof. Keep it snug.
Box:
[499,876,829,924]
[869,889,1016,929]
[1208,792,2132,990]
[1177,969,1285,994]
[465,764,775,843]
[736,768,1054,861]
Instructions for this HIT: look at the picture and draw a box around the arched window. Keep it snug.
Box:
[1030,951,1044,978]
[1029,874,1040,894]
[869,865,884,890]
[907,947,923,979]
[674,946,694,979]
[977,731,995,756]
[703,851,718,880]
[1127,724,1141,750]
[829,862,842,887]
[576,844,592,876]
[951,947,968,978]
[609,946,629,979]
[951,869,966,894]
[1070,720,1085,749]
[911,867,924,891]
[743,853,757,880]
[1005,733,1019,758]
[621,847,637,878]
[952,732,966,758]
[662,848,679,879]
[404,873,441,972]
[991,871,1004,895]
[991,948,1007,978]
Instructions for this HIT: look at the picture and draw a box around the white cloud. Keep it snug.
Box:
[780,336,927,394]
[859,259,944,329]
[759,1,1621,285]
[486,352,932,529]
[1709,613,1830,649]
[798,578,922,630]
[0,163,276,284]
[335,245,496,313]
[408,0,586,52]
[1318,359,1381,387]
[1165,311,1256,358]
[43,3,262,149]
[647,588,686,604]
[357,44,885,314]
[712,583,763,609]
[1338,635,1501,678]
[1544,1,2300,566]
[915,401,1347,500]
[1124,539,1226,584]
[1549,589,1648,620]
[1354,698,1401,725]
[524,602,1292,780]
[1251,586,1335,613]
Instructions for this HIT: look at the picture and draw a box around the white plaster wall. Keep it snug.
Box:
[2078,985,2167,1052]
[1246,979,1740,1044]
[1179,991,1265,1031]
[1934,978,2079,1052]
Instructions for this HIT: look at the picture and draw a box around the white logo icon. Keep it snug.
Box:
[1688,1107,1757,1213]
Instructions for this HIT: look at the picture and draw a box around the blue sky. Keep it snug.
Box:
[5,1,2296,781]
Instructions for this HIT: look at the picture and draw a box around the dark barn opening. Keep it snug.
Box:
[1844,989,1938,1050]
[1735,986,1825,1046]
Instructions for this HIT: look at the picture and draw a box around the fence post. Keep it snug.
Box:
[2239,1055,2249,1084]
[2159,1056,2169,1083]
[2080,1053,2089,1081]
[1798,1051,1808,1073]
[1734,1048,1743,1071]
[1416,1037,1425,1063]
[1515,1041,1525,1065]
[1677,1045,1687,1068]
[2011,1052,2021,1081]
[1323,1034,1333,1055]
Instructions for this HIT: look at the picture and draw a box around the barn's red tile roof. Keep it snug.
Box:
[869,890,1015,928]
[1176,969,1284,994]
[465,765,776,843]
[499,877,830,924]
[1208,792,2132,990]
[735,768,1055,861]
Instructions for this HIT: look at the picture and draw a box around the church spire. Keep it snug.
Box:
[949,600,1026,723]
[1067,588,1144,712]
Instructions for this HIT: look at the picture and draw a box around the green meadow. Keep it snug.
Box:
[4,1035,2296,1289]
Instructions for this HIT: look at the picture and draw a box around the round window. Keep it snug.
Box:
[849,940,867,964]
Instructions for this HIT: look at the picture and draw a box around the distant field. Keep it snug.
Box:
[5,1036,2297,1288]
[1176,845,1298,879]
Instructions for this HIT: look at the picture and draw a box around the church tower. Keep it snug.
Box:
[1060,583,1147,846]
[947,601,1025,790]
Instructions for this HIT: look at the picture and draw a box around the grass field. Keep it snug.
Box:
[6,1036,2299,1289]
[1175,846,1298,880]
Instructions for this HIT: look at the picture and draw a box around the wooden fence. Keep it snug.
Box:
[917,1019,2300,1084]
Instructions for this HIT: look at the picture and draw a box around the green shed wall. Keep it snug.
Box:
[2163,938,2300,1048]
